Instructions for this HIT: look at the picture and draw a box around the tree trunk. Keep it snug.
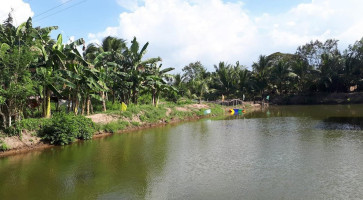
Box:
[132,90,138,104]
[90,100,94,114]
[67,94,71,113]
[0,107,7,129]
[152,89,156,106]
[43,88,51,118]
[86,96,91,115]
[156,92,160,107]
[101,91,106,112]
[112,90,115,105]
[8,115,11,128]
[55,98,60,112]
[81,96,86,115]
[74,95,79,115]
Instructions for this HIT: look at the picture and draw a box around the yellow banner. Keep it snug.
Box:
[121,102,127,112]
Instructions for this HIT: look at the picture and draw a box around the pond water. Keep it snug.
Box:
[1,105,363,199]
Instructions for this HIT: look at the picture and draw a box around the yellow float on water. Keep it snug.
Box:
[229,108,244,115]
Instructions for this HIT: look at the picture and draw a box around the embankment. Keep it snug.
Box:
[0,103,230,157]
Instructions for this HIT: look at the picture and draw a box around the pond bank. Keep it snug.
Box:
[0,103,239,158]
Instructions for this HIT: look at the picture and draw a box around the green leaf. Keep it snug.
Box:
[0,43,10,57]
[48,84,62,98]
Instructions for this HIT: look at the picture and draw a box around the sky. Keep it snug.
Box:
[1,0,363,72]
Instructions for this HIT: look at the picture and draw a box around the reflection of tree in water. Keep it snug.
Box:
[317,117,363,130]
[242,105,363,120]
[0,127,172,199]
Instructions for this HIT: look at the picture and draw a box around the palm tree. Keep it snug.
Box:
[84,36,127,111]
[252,55,271,97]
[194,78,210,104]
[237,67,252,97]
[270,60,296,94]
[214,62,238,96]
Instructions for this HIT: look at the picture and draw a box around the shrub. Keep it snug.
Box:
[41,113,95,145]
[3,126,21,136]
[0,140,8,151]
[73,115,95,140]
[3,118,51,137]
[17,118,51,131]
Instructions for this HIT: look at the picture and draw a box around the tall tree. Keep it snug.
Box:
[251,55,271,96]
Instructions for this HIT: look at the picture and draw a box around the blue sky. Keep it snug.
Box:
[1,0,363,71]
[26,0,310,42]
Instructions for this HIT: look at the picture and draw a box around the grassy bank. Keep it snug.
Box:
[92,102,225,134]
[0,102,226,155]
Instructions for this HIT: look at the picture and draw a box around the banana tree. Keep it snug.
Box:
[145,62,175,106]
[60,63,107,115]
[92,51,115,111]
[122,37,162,104]
[35,32,87,118]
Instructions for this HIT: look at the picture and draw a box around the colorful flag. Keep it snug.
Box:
[121,102,127,112]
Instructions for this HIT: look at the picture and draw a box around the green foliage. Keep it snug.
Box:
[176,98,193,105]
[121,111,133,119]
[41,113,94,145]
[3,126,21,136]
[0,140,8,151]
[140,105,167,122]
[99,120,129,133]
[173,109,194,120]
[138,93,152,105]
[130,121,140,126]
[210,104,225,115]
[17,118,51,132]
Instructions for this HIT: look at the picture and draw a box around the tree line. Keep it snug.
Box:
[0,16,175,129]
[174,39,363,102]
[1,15,362,129]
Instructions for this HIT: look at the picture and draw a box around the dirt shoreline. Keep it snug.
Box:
[0,104,244,158]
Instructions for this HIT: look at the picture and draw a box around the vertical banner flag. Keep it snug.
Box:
[121,102,127,112]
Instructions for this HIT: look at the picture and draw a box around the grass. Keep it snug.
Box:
[97,120,130,133]
[130,122,140,126]
[94,101,222,134]
[0,140,8,151]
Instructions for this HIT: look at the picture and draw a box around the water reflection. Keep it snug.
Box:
[318,117,363,130]
[0,105,363,199]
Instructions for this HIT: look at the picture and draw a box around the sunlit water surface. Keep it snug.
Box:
[1,105,363,199]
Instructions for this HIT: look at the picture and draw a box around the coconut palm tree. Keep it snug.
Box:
[252,55,271,97]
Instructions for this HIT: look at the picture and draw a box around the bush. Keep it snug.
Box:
[41,113,95,145]
[0,140,8,151]
[17,118,51,131]
[3,126,21,136]
[3,118,51,137]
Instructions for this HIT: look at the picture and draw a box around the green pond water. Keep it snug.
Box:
[1,105,363,199]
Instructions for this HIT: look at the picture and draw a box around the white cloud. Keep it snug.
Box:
[0,0,34,26]
[88,0,363,71]
[116,0,144,11]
